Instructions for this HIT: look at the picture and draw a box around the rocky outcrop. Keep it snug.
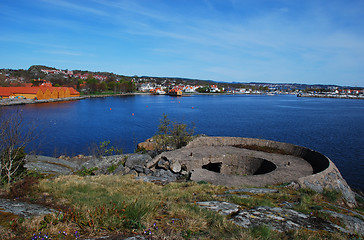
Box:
[136,138,158,151]
[25,136,357,207]
[196,187,364,236]
[24,153,182,184]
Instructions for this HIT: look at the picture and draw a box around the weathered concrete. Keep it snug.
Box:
[160,137,356,207]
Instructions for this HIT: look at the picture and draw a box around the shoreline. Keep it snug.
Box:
[297,93,364,100]
[0,93,146,106]
[2,92,363,106]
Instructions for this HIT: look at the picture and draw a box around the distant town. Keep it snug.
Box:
[1,65,363,100]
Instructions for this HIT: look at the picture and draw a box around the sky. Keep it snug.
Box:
[0,0,363,87]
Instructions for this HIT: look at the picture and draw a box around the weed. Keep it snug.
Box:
[8,176,39,199]
[197,180,208,185]
[107,161,123,174]
[250,225,273,240]
[323,189,342,203]
[75,167,98,176]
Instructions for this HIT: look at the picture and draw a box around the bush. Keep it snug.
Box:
[153,114,194,151]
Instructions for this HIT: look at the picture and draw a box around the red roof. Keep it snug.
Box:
[0,86,79,97]
[0,87,13,97]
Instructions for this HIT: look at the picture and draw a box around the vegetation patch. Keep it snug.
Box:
[0,175,362,239]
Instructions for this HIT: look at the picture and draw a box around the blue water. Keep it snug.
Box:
[3,95,364,191]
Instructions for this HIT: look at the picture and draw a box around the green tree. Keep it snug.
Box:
[98,82,107,92]
[154,114,194,151]
[87,77,98,93]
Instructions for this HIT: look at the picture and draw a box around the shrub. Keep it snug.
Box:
[154,114,194,151]
[323,189,342,202]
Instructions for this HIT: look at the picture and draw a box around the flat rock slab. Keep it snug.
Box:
[196,201,351,234]
[232,206,347,233]
[321,210,364,236]
[25,155,79,175]
[0,198,56,218]
[226,188,279,194]
[196,201,240,215]
[135,176,176,185]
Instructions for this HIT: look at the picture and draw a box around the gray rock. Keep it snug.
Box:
[113,165,126,175]
[80,157,102,169]
[170,160,182,173]
[231,206,346,233]
[226,188,278,194]
[321,210,364,236]
[25,161,73,175]
[196,201,240,215]
[132,165,145,173]
[143,168,152,175]
[127,170,138,176]
[0,198,56,218]
[25,155,80,175]
[136,176,175,185]
[152,169,177,181]
[218,194,251,199]
[125,154,152,168]
[26,155,80,170]
[157,158,170,170]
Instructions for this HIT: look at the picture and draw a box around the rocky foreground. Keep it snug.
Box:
[0,151,357,238]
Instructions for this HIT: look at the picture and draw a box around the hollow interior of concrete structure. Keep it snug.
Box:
[201,157,277,176]
[186,137,331,175]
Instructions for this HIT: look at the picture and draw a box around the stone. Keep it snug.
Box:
[157,158,169,170]
[25,155,81,175]
[196,201,240,215]
[137,141,157,151]
[226,188,279,194]
[24,161,73,175]
[132,165,145,173]
[0,198,56,218]
[136,176,175,185]
[113,165,126,175]
[230,206,348,233]
[321,210,364,236]
[128,170,138,176]
[125,154,152,168]
[170,160,182,173]
[143,168,152,175]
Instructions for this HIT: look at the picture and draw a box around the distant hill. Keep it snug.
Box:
[1,65,361,90]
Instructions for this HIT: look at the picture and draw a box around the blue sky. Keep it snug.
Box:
[0,0,363,86]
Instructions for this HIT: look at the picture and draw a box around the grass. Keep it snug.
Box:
[1,175,363,239]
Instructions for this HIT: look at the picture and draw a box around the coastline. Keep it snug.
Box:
[0,93,146,106]
[2,91,363,107]
[297,93,364,100]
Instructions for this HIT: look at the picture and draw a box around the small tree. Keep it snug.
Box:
[0,110,37,184]
[154,114,194,151]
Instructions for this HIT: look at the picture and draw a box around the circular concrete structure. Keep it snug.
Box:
[154,137,356,207]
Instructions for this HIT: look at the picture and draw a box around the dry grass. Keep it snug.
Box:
[1,174,362,239]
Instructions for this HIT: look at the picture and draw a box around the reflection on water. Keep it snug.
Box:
[4,94,364,191]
